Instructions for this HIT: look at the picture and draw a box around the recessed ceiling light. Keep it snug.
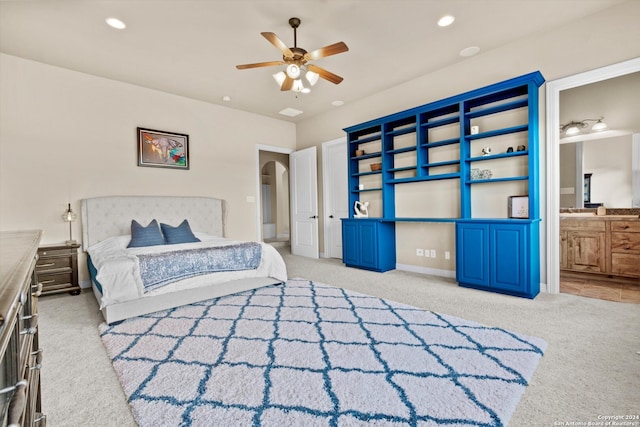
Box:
[459,46,480,57]
[278,107,303,117]
[438,15,455,27]
[106,17,126,30]
[331,100,344,107]
[222,95,231,102]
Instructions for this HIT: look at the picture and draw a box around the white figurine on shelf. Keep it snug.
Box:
[354,201,369,218]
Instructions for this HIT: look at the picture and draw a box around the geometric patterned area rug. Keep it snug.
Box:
[99,278,547,427]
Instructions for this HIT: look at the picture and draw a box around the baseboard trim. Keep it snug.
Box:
[396,263,456,279]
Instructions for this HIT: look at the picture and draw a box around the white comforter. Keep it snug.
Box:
[87,233,287,308]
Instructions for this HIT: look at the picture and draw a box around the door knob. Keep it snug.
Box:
[329,215,334,218]
[309,215,318,219]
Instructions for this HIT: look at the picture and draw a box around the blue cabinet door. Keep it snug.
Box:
[342,220,359,267]
[491,224,528,293]
[359,221,379,269]
[456,223,490,286]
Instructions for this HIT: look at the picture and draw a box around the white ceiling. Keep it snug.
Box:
[0,0,626,122]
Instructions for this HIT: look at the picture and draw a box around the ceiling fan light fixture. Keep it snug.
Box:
[291,79,306,93]
[305,70,319,86]
[286,64,301,79]
[273,71,286,87]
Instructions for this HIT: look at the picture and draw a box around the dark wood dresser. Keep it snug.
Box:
[0,230,45,426]
[36,243,80,296]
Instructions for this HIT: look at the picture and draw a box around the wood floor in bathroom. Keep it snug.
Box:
[560,271,640,304]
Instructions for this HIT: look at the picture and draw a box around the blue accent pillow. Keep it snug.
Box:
[161,219,201,245]
[127,219,165,248]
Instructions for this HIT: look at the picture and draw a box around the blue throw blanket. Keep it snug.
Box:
[137,243,262,292]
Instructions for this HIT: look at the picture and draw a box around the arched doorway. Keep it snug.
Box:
[259,154,290,247]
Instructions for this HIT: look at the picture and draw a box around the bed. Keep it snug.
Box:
[81,195,287,324]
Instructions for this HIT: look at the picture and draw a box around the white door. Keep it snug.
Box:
[323,138,348,258]
[290,146,319,258]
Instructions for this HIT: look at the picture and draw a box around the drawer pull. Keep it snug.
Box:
[36,262,56,268]
[0,380,27,396]
[32,348,44,364]
[34,413,47,425]
[32,282,43,297]
[20,326,37,335]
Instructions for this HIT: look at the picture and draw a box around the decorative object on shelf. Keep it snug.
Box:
[370,163,382,171]
[235,17,349,94]
[481,169,493,179]
[355,149,365,156]
[481,146,492,156]
[517,145,526,151]
[508,195,529,219]
[471,125,480,135]
[471,168,481,180]
[138,127,189,170]
[560,116,608,136]
[62,202,77,244]
[506,146,514,153]
[354,200,369,218]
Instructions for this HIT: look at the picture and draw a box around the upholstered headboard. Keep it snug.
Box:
[81,196,225,251]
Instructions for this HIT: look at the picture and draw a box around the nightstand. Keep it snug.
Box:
[36,242,81,295]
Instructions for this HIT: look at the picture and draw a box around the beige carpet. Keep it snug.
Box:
[37,248,640,427]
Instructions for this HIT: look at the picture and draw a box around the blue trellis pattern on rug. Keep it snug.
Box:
[99,278,547,427]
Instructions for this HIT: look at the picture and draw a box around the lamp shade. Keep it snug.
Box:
[62,203,77,222]
[564,125,581,136]
[591,120,608,132]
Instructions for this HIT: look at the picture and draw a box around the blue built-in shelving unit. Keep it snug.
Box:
[342,71,545,298]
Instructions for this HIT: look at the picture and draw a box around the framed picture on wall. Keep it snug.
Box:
[508,195,529,219]
[137,127,189,170]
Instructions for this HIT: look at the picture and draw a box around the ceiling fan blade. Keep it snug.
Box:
[236,60,284,70]
[304,41,349,61]
[280,76,294,91]
[261,32,294,59]
[306,64,344,85]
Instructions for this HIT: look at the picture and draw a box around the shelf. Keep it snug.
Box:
[389,172,460,184]
[468,176,529,184]
[422,159,460,168]
[385,126,417,137]
[466,124,528,140]
[387,146,416,155]
[465,98,528,119]
[352,152,382,160]
[467,150,528,162]
[353,170,382,177]
[388,166,417,172]
[421,137,460,148]
[353,187,383,193]
[393,217,459,223]
[350,134,382,145]
[420,115,459,129]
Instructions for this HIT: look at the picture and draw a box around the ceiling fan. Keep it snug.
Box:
[236,17,349,93]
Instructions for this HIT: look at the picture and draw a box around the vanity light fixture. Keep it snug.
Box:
[560,117,608,136]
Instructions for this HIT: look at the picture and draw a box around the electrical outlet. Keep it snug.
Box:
[430,249,436,258]
[424,249,430,258]
[416,248,424,256]
[445,251,450,260]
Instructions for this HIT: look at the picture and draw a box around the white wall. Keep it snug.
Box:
[296,0,640,280]
[0,54,296,264]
